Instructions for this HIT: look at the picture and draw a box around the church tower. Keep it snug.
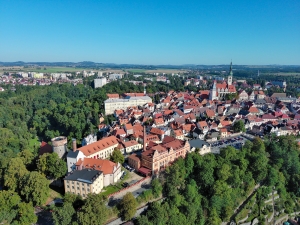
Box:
[228,61,233,85]
[210,80,218,100]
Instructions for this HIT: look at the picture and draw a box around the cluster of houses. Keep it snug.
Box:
[39,65,300,199]
[0,75,83,88]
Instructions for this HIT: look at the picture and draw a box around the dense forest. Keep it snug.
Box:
[136,136,300,225]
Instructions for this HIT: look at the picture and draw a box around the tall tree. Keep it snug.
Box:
[110,148,125,164]
[37,153,67,179]
[52,202,76,225]
[151,178,163,198]
[4,157,28,192]
[119,192,138,221]
[20,171,50,206]
[77,194,108,225]
[0,190,37,225]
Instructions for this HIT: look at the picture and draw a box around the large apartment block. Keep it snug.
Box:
[104,96,152,115]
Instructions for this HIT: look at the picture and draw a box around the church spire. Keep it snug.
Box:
[228,61,233,85]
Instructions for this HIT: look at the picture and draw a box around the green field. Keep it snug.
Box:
[127,69,147,73]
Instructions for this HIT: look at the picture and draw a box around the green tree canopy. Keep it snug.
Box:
[37,153,67,179]
[77,194,108,225]
[151,178,163,198]
[52,202,76,225]
[20,171,50,206]
[0,190,37,225]
[119,192,138,221]
[110,148,125,164]
[233,120,246,133]
[4,157,28,192]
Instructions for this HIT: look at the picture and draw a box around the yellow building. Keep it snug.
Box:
[64,169,103,198]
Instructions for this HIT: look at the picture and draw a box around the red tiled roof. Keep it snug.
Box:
[150,127,165,135]
[39,141,52,156]
[206,109,215,118]
[107,93,119,99]
[78,136,118,156]
[173,129,183,136]
[79,158,118,175]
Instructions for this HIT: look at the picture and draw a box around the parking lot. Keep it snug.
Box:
[210,136,248,154]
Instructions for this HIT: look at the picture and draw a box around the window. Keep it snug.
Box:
[66,180,69,183]
[87,188,90,191]
[67,185,69,188]
[82,188,85,191]
[77,187,79,190]
[83,194,85,197]
[72,186,74,189]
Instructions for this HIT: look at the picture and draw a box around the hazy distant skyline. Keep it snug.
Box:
[1,0,299,65]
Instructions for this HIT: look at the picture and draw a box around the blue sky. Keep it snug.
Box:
[0,0,299,65]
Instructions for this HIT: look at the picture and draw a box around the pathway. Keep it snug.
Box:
[225,183,261,225]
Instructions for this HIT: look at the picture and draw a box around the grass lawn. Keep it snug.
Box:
[45,185,64,205]
[100,168,131,197]
[29,137,40,151]
[101,186,121,197]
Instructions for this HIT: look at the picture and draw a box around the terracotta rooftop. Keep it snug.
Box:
[78,136,118,156]
[150,127,165,135]
[78,158,119,175]
[107,93,120,99]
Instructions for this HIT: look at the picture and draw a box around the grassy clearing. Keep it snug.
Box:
[29,137,40,148]
[45,185,64,205]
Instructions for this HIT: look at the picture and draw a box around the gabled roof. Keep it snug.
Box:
[78,136,118,156]
[198,121,208,129]
[78,158,119,175]
[154,117,165,125]
[150,127,165,135]
[173,129,183,136]
[206,109,215,118]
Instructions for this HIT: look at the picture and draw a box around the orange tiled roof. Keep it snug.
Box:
[79,158,118,175]
[206,109,215,118]
[78,136,118,156]
[107,93,120,99]
[150,127,165,135]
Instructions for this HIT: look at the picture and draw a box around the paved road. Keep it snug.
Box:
[107,177,151,207]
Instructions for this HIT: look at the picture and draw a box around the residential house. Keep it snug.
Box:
[220,128,229,138]
[189,139,211,155]
[193,128,205,140]
[124,123,134,135]
[197,121,209,134]
[238,90,248,101]
[171,129,185,140]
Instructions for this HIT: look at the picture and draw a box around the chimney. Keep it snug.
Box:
[143,125,147,152]
[72,138,77,152]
